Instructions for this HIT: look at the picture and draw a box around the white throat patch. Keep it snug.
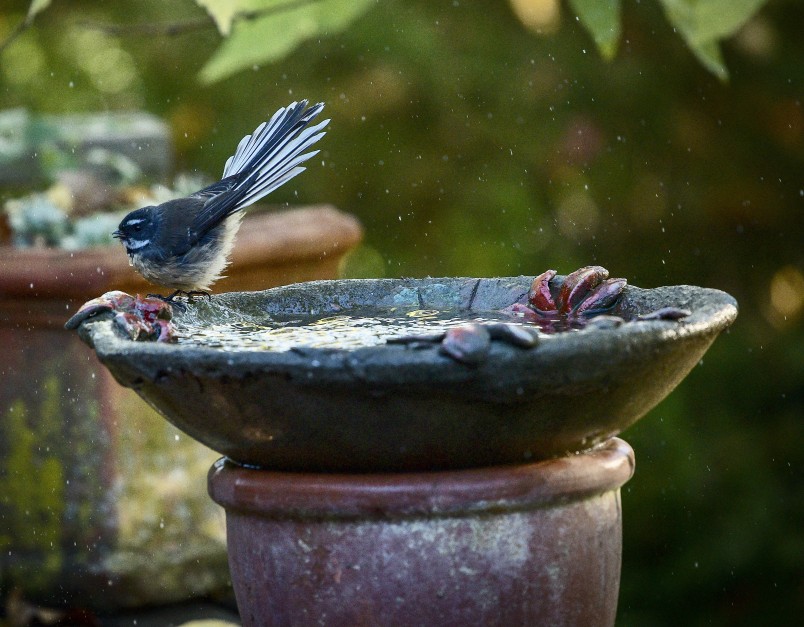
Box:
[126,238,150,251]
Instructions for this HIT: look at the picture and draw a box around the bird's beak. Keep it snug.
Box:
[112,230,122,240]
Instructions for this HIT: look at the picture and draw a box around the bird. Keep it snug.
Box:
[113,100,328,301]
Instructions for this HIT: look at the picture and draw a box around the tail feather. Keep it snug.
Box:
[245,165,307,205]
[237,118,328,208]
[223,101,324,177]
[189,100,327,242]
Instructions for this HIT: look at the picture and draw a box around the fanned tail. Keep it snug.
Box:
[189,100,328,241]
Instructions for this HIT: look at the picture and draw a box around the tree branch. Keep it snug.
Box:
[78,0,323,38]
[0,17,31,56]
[76,15,210,37]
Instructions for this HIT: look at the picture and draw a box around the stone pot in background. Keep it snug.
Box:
[0,109,172,188]
[0,206,362,610]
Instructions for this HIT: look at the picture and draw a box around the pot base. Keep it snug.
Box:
[208,437,635,627]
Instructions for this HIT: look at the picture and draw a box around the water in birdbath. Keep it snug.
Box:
[176,308,552,352]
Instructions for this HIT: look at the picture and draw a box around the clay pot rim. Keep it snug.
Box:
[0,205,362,301]
[207,437,634,519]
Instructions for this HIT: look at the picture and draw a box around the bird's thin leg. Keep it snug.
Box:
[147,290,187,311]
[147,289,182,301]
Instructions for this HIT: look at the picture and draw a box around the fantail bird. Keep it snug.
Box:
[113,100,328,299]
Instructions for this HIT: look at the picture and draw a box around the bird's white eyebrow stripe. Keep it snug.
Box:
[125,218,145,226]
[126,238,150,250]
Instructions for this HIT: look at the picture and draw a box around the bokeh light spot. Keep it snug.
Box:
[508,0,560,34]
[769,265,804,322]
[1,37,46,86]
[556,189,599,239]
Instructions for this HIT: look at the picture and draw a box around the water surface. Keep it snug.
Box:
[177,308,544,352]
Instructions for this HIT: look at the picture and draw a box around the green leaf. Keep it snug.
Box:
[568,0,621,60]
[659,0,767,80]
[199,0,376,84]
[195,0,251,36]
[686,38,728,81]
[26,0,51,23]
[660,0,767,44]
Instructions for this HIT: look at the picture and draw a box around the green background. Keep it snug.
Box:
[1,0,802,624]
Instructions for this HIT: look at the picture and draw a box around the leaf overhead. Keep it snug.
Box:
[658,0,767,80]
[568,0,621,60]
[195,0,245,36]
[198,0,375,84]
[561,0,766,81]
[26,0,51,23]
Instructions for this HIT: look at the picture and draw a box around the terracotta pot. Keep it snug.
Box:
[0,206,362,609]
[208,437,635,627]
[0,206,362,325]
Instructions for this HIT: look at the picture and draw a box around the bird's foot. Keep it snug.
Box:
[184,290,212,302]
[148,290,186,311]
[146,290,212,311]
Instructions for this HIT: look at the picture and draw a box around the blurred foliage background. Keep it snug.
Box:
[1,0,802,624]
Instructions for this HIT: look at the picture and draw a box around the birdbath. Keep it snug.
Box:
[70,272,737,626]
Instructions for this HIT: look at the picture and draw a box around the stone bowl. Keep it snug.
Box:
[75,276,737,472]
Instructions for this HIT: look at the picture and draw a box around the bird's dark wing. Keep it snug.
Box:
[191,177,238,200]
[188,100,328,244]
[155,197,207,257]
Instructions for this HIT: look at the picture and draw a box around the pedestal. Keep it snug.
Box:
[208,438,634,627]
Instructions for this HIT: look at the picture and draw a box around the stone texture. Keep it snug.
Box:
[75,276,737,472]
